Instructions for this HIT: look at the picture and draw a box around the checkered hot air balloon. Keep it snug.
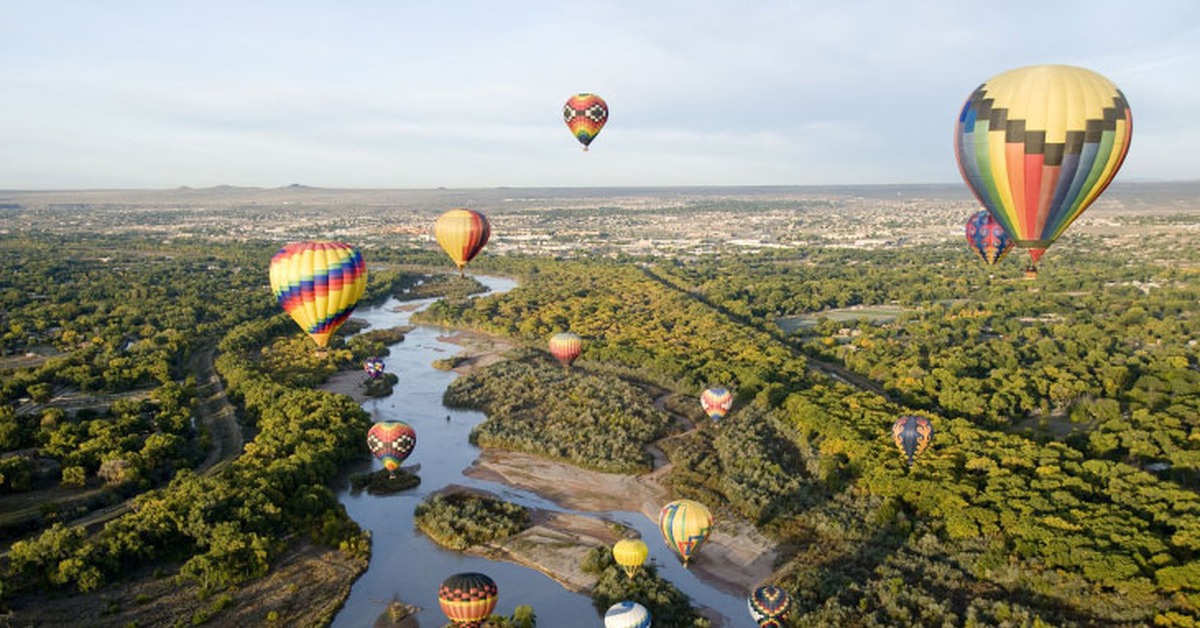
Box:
[435,209,490,275]
[269,241,367,348]
[604,601,651,628]
[955,64,1132,277]
[700,387,734,421]
[438,572,498,628]
[748,585,793,626]
[564,93,608,151]
[659,499,713,567]
[965,210,1014,266]
[363,357,385,379]
[892,415,934,468]
[366,421,416,477]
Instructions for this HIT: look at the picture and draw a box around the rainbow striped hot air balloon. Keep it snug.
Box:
[269,241,367,348]
[435,209,491,275]
[604,601,651,628]
[612,539,649,580]
[955,64,1132,276]
[892,415,934,468]
[748,585,793,626]
[564,93,608,151]
[700,387,734,421]
[438,572,498,628]
[965,209,1014,266]
[548,332,583,371]
[659,499,713,567]
[366,421,416,477]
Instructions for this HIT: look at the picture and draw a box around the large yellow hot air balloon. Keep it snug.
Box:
[659,499,713,567]
[955,64,1132,276]
[269,241,367,348]
[612,539,648,579]
[435,208,491,275]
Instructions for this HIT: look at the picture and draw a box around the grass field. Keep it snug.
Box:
[776,305,907,333]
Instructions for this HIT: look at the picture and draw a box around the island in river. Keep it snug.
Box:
[325,327,778,620]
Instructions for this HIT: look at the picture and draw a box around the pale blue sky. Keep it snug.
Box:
[2,1,1197,188]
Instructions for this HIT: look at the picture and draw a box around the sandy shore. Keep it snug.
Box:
[465,449,777,598]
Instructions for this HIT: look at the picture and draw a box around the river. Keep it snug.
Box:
[332,276,752,628]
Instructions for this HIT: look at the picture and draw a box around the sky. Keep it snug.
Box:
[1,1,1198,189]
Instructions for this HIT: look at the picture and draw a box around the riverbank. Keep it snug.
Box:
[464,449,778,598]
[5,540,366,627]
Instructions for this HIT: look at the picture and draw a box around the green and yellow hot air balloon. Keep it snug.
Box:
[659,499,713,567]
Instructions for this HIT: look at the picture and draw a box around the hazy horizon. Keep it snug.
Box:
[3,2,1198,189]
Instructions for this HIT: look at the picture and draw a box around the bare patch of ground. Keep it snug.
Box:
[435,331,518,375]
[4,540,366,628]
[464,450,778,595]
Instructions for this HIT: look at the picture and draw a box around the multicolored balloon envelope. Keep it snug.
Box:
[701,387,734,421]
[612,538,649,580]
[366,421,416,473]
[269,241,367,348]
[659,499,713,566]
[965,210,1014,266]
[435,209,491,273]
[363,357,385,379]
[955,64,1132,273]
[604,601,651,628]
[438,572,498,628]
[892,415,934,467]
[748,584,793,625]
[548,332,583,369]
[564,93,609,150]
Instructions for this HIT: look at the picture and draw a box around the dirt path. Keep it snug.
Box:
[1,343,244,552]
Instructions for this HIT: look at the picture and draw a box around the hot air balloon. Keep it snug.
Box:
[564,93,608,151]
[435,209,491,275]
[748,585,793,626]
[965,210,1014,266]
[604,601,651,628]
[363,356,385,379]
[892,415,934,467]
[659,499,713,567]
[548,332,582,371]
[955,64,1132,277]
[269,241,367,348]
[612,539,648,580]
[438,572,498,628]
[700,387,734,421]
[366,421,416,477]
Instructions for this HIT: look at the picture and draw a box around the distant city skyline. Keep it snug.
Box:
[2,1,1198,189]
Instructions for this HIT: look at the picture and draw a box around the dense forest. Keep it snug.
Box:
[2,216,1198,626]
[420,239,1200,626]
[0,236,434,617]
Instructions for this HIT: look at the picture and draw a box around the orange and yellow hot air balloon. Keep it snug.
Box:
[955,64,1132,277]
[435,209,491,275]
[548,332,583,371]
[564,93,609,151]
[269,241,367,348]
